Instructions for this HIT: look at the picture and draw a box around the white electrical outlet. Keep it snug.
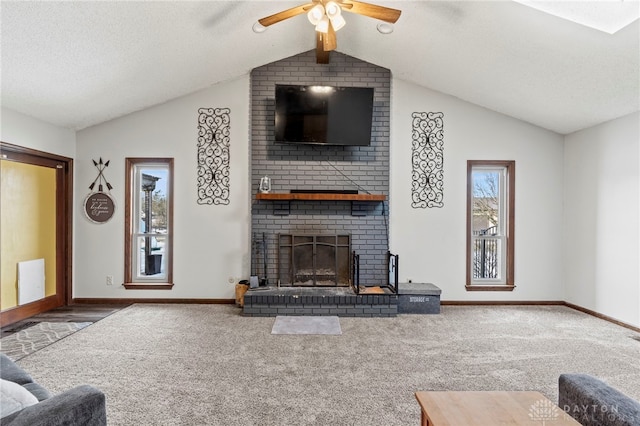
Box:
[106,275,113,286]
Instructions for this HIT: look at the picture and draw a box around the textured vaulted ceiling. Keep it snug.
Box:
[1,1,638,135]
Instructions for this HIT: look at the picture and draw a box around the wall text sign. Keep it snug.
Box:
[84,192,115,224]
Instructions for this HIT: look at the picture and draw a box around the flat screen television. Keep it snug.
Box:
[274,84,374,146]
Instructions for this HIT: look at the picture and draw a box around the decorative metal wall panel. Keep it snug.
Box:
[197,108,230,205]
[411,112,444,208]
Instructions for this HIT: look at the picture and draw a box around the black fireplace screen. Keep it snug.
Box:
[278,234,350,286]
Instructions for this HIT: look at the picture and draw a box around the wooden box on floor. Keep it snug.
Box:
[235,282,249,307]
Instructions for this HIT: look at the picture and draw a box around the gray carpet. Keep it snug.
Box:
[13,304,640,426]
[271,316,342,335]
[0,321,92,361]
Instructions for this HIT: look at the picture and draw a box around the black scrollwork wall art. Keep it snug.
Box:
[411,112,444,208]
[197,108,231,205]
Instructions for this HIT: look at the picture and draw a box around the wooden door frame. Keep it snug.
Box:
[0,142,73,326]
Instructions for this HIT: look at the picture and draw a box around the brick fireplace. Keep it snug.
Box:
[278,234,351,287]
[250,50,390,287]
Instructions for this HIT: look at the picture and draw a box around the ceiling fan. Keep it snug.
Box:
[256,0,401,64]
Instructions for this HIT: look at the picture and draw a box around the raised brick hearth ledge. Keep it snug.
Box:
[243,286,398,317]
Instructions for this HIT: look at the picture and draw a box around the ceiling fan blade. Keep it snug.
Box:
[258,3,315,27]
[323,24,337,52]
[316,33,330,64]
[340,0,401,23]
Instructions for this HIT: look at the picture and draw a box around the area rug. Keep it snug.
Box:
[271,315,342,335]
[0,322,92,361]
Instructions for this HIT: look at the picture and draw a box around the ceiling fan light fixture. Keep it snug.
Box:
[325,1,341,18]
[256,1,402,64]
[329,14,346,31]
[315,15,330,33]
[307,4,325,25]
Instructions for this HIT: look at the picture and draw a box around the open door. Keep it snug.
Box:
[0,142,73,327]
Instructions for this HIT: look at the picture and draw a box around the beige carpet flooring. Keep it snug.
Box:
[14,304,640,426]
[271,316,342,335]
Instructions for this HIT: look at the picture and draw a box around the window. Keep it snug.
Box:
[124,158,174,289]
[466,160,515,291]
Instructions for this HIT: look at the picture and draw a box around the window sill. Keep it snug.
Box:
[465,285,515,292]
[123,282,174,290]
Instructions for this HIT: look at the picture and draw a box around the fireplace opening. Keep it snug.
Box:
[278,234,350,286]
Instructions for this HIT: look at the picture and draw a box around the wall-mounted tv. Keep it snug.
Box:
[274,84,374,146]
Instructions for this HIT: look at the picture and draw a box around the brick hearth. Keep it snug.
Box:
[243,286,398,317]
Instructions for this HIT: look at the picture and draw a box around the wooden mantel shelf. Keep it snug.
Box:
[256,192,386,201]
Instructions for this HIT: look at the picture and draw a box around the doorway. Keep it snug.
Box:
[0,142,73,327]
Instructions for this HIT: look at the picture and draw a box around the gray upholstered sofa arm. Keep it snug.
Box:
[559,373,640,426]
[2,384,106,426]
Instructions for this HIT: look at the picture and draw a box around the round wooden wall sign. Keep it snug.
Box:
[84,192,115,224]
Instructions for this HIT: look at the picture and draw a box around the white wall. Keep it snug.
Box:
[1,108,76,158]
[74,76,250,299]
[390,79,565,301]
[564,112,640,327]
[5,74,636,320]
